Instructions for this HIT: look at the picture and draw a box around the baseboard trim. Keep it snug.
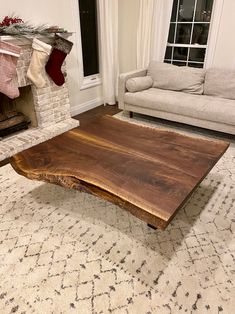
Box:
[71,98,103,117]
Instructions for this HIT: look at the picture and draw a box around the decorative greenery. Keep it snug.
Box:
[0,15,67,35]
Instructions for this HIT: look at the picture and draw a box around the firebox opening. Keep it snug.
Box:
[0,86,37,138]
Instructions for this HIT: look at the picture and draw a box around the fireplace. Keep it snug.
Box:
[0,35,79,162]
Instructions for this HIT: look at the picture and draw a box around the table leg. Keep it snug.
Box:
[147,223,157,230]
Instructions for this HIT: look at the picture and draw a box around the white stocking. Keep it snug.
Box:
[27,38,51,88]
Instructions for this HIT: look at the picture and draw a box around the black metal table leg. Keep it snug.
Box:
[147,223,157,230]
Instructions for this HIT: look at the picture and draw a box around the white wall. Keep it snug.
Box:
[118,0,140,73]
[0,0,103,115]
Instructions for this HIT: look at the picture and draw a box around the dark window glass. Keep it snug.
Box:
[171,0,178,22]
[164,60,172,64]
[165,0,214,68]
[165,47,173,59]
[188,62,204,68]
[175,24,192,44]
[195,0,213,22]
[192,24,209,45]
[172,61,187,66]
[189,48,206,62]
[178,0,195,22]
[168,23,176,43]
[173,47,188,60]
[79,0,99,76]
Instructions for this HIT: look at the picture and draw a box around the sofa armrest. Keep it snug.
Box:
[118,68,147,109]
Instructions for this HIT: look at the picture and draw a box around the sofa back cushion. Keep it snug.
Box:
[204,68,235,100]
[147,61,206,95]
[126,76,153,92]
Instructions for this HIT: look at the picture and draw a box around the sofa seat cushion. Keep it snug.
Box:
[147,61,206,95]
[204,68,235,100]
[124,88,235,126]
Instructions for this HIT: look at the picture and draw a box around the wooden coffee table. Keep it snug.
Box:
[10,116,229,230]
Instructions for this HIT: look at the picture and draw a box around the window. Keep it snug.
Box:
[78,0,100,88]
[164,0,214,68]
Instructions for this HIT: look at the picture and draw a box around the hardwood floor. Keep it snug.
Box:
[0,104,120,168]
[73,104,121,126]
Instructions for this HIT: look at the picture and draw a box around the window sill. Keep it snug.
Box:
[80,75,102,90]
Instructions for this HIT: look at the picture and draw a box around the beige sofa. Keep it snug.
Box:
[118,61,235,135]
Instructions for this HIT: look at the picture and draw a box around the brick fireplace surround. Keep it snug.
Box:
[0,35,79,162]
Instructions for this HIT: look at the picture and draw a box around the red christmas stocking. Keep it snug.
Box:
[0,41,21,99]
[45,34,73,86]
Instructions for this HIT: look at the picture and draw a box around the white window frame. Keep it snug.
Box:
[71,0,101,90]
[165,0,223,68]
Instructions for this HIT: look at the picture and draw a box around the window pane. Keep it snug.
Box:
[188,62,204,68]
[171,0,178,22]
[175,24,192,44]
[172,61,186,66]
[178,0,195,22]
[164,60,172,64]
[195,0,214,22]
[165,47,172,59]
[79,0,99,77]
[189,48,206,62]
[173,47,188,60]
[166,0,214,68]
[168,23,176,43]
[192,24,209,45]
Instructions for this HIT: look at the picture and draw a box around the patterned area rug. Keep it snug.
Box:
[0,112,234,313]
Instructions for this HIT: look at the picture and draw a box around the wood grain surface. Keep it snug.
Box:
[10,116,229,229]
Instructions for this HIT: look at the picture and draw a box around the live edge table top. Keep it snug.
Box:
[10,116,229,230]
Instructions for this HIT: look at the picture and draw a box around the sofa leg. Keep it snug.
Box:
[129,111,133,118]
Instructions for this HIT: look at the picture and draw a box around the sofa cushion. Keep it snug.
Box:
[204,68,235,100]
[147,61,206,95]
[124,88,235,126]
[126,76,153,93]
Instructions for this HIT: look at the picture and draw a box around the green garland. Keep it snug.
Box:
[0,15,67,35]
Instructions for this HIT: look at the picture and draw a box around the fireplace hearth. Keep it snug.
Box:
[0,35,79,162]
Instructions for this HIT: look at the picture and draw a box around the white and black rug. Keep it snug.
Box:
[0,112,234,313]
